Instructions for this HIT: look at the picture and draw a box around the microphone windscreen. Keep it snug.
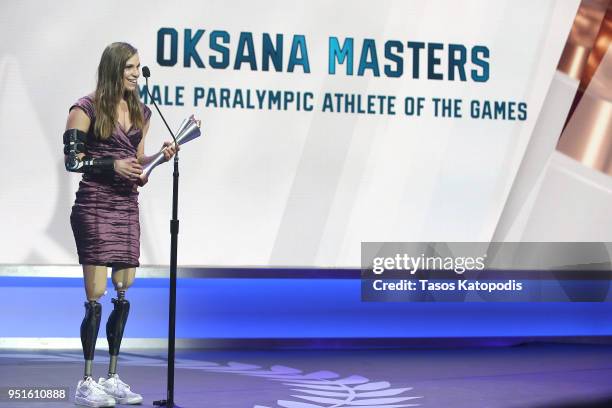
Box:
[142,66,151,78]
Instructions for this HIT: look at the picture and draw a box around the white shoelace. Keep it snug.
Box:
[109,374,131,390]
[84,377,108,396]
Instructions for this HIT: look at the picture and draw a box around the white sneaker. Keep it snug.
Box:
[98,374,143,405]
[75,376,116,407]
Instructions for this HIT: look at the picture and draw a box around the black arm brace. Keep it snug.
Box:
[63,129,114,174]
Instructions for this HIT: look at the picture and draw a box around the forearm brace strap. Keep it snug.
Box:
[63,129,114,174]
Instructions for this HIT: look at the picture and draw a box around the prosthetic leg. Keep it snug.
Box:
[76,266,116,407]
[77,299,116,407]
[80,300,102,379]
[100,287,143,405]
[106,289,130,376]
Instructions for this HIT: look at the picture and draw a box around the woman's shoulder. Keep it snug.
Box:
[70,92,96,120]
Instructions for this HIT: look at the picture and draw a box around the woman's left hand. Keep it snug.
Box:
[135,174,149,187]
[161,141,180,161]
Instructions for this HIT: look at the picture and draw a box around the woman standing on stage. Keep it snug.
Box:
[64,42,177,407]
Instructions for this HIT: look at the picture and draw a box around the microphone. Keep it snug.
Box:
[141,66,177,147]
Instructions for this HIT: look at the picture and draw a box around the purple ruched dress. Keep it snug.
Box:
[69,94,151,267]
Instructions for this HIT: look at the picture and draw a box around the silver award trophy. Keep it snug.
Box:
[140,115,202,180]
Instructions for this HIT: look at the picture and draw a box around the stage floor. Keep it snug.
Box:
[1,343,612,407]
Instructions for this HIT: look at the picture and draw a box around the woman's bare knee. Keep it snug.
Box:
[83,265,108,301]
[86,288,106,301]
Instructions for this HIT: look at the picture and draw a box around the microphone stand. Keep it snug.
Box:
[143,72,181,408]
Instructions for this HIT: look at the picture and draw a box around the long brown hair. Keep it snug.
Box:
[94,42,144,140]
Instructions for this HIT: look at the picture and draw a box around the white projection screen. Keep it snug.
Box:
[0,0,580,267]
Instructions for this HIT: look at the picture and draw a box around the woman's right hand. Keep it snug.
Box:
[114,157,143,182]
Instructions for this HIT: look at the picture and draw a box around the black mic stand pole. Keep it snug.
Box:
[142,69,181,408]
[157,140,180,408]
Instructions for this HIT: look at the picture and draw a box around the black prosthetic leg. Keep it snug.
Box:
[80,300,102,379]
[106,291,130,376]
